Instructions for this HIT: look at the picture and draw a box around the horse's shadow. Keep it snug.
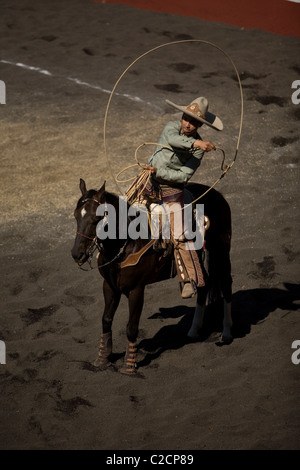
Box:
[137,282,300,368]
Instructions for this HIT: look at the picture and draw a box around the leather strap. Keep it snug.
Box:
[120,239,156,269]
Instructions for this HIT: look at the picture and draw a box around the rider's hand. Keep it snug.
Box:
[144,164,157,174]
[193,140,216,152]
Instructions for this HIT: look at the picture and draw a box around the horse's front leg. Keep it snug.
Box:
[120,285,145,375]
[187,287,207,338]
[94,279,121,369]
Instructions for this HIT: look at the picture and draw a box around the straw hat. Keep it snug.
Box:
[166,96,223,131]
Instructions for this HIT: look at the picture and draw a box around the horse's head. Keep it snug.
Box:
[71,178,106,265]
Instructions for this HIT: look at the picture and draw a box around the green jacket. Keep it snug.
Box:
[148,120,204,185]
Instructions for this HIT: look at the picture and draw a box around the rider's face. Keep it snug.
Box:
[181,113,201,136]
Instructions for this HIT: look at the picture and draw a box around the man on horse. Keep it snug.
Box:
[145,96,223,299]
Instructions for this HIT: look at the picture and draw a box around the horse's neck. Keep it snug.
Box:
[99,192,150,256]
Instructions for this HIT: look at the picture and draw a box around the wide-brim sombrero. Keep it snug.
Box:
[166,96,223,131]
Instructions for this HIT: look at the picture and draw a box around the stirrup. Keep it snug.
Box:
[181,280,197,299]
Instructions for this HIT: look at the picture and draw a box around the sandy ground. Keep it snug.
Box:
[0,0,299,451]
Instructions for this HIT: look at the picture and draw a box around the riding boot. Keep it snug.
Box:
[181,280,197,298]
[120,342,137,375]
[94,331,112,369]
[174,244,204,298]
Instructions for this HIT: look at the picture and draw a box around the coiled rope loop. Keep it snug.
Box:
[103,40,244,205]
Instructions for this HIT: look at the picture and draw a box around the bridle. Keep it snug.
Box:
[75,197,128,270]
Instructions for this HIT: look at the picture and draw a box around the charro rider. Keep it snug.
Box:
[145,96,223,299]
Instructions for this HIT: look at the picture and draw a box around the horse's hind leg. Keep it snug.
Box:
[187,287,207,338]
[94,280,121,369]
[222,300,232,343]
[220,249,233,343]
[120,285,145,375]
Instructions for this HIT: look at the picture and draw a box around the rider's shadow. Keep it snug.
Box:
[137,282,300,368]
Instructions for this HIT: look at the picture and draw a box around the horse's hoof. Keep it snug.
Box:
[119,366,144,378]
[221,333,233,344]
[93,357,112,370]
[119,365,137,375]
[187,328,200,339]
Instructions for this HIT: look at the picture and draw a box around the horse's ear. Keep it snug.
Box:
[80,178,87,195]
[99,180,106,193]
[94,181,106,203]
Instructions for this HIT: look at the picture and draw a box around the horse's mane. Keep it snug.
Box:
[103,190,121,207]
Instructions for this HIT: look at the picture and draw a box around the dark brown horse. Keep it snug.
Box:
[71,178,232,374]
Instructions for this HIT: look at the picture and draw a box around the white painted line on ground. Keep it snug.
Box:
[0,59,157,108]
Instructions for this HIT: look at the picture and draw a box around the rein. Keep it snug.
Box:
[75,197,129,270]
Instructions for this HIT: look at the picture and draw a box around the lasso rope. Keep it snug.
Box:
[103,39,244,207]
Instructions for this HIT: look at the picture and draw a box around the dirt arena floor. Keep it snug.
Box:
[0,0,299,451]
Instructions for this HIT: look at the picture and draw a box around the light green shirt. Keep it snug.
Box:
[149,120,204,184]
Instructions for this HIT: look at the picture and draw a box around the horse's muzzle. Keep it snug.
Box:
[71,248,89,265]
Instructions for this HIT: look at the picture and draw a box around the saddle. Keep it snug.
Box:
[121,173,208,283]
[119,189,174,272]
[120,238,174,269]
